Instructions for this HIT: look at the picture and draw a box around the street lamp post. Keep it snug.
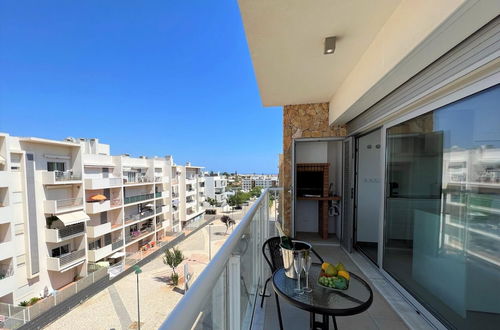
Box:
[133,265,142,330]
[208,223,213,261]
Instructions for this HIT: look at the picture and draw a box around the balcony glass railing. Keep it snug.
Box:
[124,193,154,204]
[0,264,14,280]
[112,239,124,250]
[161,188,283,330]
[58,249,86,266]
[54,170,81,181]
[125,209,154,223]
[155,192,162,198]
[56,197,83,209]
[125,227,154,243]
[57,222,85,239]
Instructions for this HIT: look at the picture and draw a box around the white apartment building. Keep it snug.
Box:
[204,175,229,204]
[241,175,278,191]
[177,163,205,227]
[0,133,204,305]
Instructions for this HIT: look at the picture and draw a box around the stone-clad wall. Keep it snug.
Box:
[281,103,347,235]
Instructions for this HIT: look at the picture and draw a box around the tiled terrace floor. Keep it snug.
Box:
[256,245,418,330]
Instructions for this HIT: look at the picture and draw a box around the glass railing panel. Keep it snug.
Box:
[192,267,227,329]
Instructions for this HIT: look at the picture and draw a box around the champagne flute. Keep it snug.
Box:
[302,252,312,293]
[293,251,304,294]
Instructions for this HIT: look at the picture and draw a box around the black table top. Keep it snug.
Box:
[272,264,373,316]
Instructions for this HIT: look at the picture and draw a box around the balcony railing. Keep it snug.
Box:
[58,222,85,239]
[0,264,14,280]
[125,209,154,223]
[125,227,154,244]
[55,171,81,181]
[58,197,83,209]
[155,192,162,198]
[161,188,283,330]
[60,249,86,266]
[124,193,154,204]
[112,239,124,250]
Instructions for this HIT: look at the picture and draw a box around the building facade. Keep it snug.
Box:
[241,175,278,191]
[204,175,229,204]
[0,134,204,305]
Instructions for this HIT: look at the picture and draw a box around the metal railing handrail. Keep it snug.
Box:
[160,188,270,329]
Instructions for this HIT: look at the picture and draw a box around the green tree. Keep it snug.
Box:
[250,186,262,198]
[163,247,185,286]
[206,197,220,207]
[227,191,250,208]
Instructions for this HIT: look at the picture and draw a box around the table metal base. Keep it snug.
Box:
[310,313,338,330]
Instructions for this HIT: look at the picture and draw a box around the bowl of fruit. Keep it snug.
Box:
[318,262,350,290]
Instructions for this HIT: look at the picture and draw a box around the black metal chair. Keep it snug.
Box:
[261,236,324,330]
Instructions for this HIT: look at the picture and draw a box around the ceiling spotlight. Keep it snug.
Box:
[324,36,336,55]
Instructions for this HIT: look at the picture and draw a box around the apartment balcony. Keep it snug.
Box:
[86,222,112,238]
[124,209,155,224]
[186,178,196,185]
[171,192,179,198]
[161,220,170,229]
[44,197,84,214]
[161,187,413,330]
[84,177,122,189]
[0,241,14,261]
[125,227,154,245]
[42,170,82,185]
[124,193,154,205]
[155,191,167,199]
[45,222,86,243]
[47,249,86,272]
[88,244,113,262]
[186,189,196,196]
[0,264,15,298]
[85,198,122,214]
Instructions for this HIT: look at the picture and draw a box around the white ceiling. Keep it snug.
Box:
[238,0,402,107]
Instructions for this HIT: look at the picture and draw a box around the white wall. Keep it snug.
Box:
[356,129,382,242]
[295,141,327,163]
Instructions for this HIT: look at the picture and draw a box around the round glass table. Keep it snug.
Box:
[272,264,373,330]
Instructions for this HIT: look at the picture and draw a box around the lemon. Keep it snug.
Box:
[321,262,330,271]
[338,270,350,281]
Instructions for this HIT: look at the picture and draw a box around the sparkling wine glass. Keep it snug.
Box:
[293,251,304,294]
[302,252,312,293]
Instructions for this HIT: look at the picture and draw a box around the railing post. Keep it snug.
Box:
[228,255,240,330]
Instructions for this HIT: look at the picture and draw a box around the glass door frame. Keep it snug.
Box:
[352,128,384,266]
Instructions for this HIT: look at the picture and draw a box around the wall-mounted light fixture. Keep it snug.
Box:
[324,36,336,55]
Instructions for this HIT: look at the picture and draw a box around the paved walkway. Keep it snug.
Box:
[44,208,250,330]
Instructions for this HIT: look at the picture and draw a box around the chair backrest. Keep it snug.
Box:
[262,236,284,272]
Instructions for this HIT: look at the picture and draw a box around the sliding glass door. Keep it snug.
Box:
[383,84,500,329]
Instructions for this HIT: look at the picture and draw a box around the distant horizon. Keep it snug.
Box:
[0,1,282,173]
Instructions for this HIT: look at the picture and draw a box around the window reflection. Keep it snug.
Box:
[384,84,500,329]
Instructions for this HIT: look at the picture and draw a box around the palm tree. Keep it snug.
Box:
[163,247,185,285]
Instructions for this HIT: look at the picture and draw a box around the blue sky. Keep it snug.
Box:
[0,0,282,173]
